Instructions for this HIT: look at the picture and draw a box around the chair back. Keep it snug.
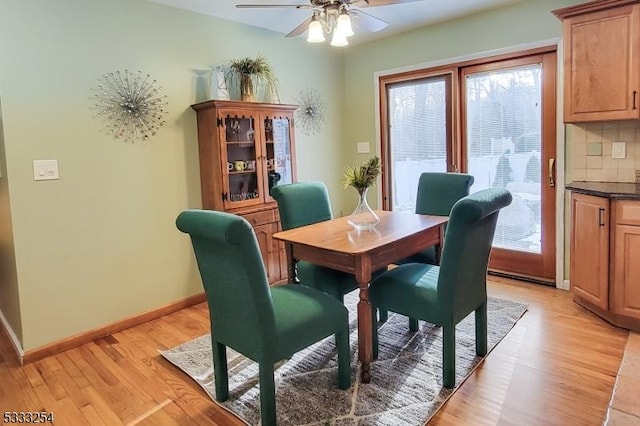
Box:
[271,182,333,230]
[415,172,474,216]
[176,210,276,357]
[437,188,512,321]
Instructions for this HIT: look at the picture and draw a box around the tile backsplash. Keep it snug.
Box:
[567,121,640,183]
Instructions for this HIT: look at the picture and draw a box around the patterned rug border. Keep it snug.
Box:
[160,294,527,426]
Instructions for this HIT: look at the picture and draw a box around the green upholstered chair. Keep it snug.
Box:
[176,209,351,426]
[397,172,474,265]
[369,188,512,388]
[271,181,366,303]
[378,172,474,324]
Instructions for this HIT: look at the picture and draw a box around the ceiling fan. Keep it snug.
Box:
[236,0,423,46]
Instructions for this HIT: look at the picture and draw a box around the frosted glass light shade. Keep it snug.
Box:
[307,20,325,43]
[330,29,348,47]
[336,13,354,37]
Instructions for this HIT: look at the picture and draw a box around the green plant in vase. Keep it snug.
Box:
[228,55,279,103]
[341,156,381,230]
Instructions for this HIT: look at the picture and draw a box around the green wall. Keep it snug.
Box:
[0,0,587,352]
[0,0,345,351]
[341,0,582,211]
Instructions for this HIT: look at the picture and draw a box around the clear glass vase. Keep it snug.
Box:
[348,187,380,230]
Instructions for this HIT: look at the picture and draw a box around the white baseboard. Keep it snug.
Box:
[560,280,570,291]
[0,309,24,364]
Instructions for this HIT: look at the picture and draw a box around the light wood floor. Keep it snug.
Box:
[0,277,629,425]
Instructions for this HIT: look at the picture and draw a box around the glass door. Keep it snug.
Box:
[263,114,294,202]
[461,54,556,280]
[221,112,261,210]
[383,73,454,211]
[380,49,557,282]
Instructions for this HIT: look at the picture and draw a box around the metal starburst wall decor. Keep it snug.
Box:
[295,88,327,136]
[92,70,168,142]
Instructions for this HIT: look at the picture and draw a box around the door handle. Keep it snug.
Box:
[598,208,605,227]
[634,91,638,110]
[548,158,556,187]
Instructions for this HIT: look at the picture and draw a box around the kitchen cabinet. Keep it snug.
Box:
[568,184,640,330]
[570,193,609,310]
[554,1,640,122]
[191,100,297,284]
[611,200,640,323]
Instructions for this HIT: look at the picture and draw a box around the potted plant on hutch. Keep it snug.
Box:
[228,55,279,103]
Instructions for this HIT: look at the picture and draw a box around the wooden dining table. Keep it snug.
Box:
[273,210,448,383]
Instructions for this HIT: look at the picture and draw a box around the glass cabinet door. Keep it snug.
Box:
[221,112,261,209]
[263,115,293,200]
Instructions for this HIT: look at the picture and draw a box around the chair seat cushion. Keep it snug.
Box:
[271,284,348,358]
[393,246,437,266]
[297,262,359,296]
[369,263,442,321]
[297,261,386,297]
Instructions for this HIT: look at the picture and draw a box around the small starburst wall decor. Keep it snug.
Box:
[295,88,327,136]
[91,69,168,142]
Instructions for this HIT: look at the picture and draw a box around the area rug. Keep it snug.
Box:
[160,291,527,425]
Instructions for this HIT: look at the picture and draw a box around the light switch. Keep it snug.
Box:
[33,160,59,181]
[612,141,626,159]
[357,142,370,154]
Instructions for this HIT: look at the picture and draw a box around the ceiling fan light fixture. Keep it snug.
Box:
[307,16,325,43]
[337,9,354,37]
[330,29,349,47]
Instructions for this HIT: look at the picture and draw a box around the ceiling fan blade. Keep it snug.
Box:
[236,4,314,8]
[286,16,313,38]
[350,9,388,33]
[351,0,425,7]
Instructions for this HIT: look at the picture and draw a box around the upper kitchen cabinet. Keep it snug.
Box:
[554,0,640,122]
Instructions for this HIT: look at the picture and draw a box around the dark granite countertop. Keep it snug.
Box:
[566,181,640,200]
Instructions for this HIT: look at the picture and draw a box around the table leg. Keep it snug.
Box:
[284,243,298,283]
[356,261,373,383]
[435,223,445,265]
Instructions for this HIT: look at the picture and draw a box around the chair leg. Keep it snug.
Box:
[258,362,276,426]
[378,309,388,323]
[371,306,379,360]
[336,328,351,389]
[409,317,419,332]
[475,302,488,357]
[212,341,229,401]
[442,324,456,389]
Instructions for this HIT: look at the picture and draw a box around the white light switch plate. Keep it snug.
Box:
[357,142,370,154]
[612,141,626,159]
[33,159,59,181]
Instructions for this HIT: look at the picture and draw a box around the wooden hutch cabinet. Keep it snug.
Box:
[190,100,297,284]
[554,0,640,122]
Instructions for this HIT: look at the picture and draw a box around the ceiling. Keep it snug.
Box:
[147,0,524,45]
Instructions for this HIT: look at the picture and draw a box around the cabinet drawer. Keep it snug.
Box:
[615,200,640,225]
[243,209,276,227]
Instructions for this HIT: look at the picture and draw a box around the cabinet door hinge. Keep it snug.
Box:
[217,117,223,127]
